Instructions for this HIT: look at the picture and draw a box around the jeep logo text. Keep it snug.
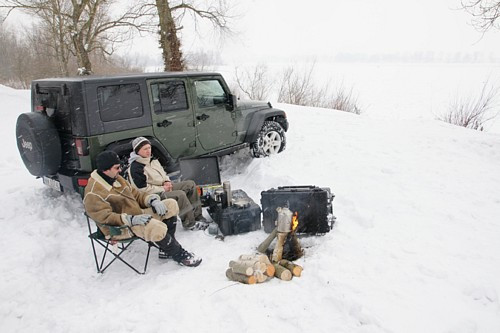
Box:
[21,138,33,151]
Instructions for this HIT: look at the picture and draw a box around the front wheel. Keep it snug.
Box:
[251,121,286,157]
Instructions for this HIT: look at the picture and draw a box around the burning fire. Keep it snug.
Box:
[291,212,299,232]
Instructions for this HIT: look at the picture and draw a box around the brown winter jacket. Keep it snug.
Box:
[83,170,157,239]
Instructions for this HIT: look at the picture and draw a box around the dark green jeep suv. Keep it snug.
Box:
[15,72,288,196]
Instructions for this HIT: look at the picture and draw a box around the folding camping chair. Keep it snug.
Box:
[85,213,159,274]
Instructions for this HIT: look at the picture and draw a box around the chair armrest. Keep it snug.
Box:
[94,221,130,236]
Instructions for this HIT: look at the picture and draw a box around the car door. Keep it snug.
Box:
[149,79,196,158]
[192,78,237,151]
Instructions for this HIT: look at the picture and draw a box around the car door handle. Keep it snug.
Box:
[157,119,172,127]
[196,114,210,121]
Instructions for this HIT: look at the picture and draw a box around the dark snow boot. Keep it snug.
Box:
[172,248,202,267]
[159,216,178,259]
[155,234,181,260]
[163,216,177,237]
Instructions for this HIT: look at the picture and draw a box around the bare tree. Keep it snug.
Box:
[438,81,499,131]
[0,23,58,87]
[461,0,500,32]
[277,65,316,106]
[275,63,362,114]
[1,0,142,74]
[185,50,222,71]
[135,0,233,71]
[234,64,273,100]
[1,20,142,87]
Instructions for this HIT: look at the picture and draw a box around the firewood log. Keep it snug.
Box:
[228,262,254,276]
[253,270,267,283]
[279,259,303,277]
[239,254,271,265]
[265,263,275,277]
[229,260,266,274]
[231,260,267,272]
[236,255,274,276]
[272,263,292,281]
[226,269,256,284]
[257,227,278,253]
[272,232,288,262]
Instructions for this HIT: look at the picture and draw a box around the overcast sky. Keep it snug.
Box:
[132,0,500,64]
[5,0,500,64]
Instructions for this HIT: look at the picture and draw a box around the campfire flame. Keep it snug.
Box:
[291,212,299,232]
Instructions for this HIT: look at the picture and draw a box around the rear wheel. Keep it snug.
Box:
[16,112,61,176]
[251,121,286,157]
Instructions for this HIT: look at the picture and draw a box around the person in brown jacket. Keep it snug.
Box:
[127,137,208,230]
[84,150,201,267]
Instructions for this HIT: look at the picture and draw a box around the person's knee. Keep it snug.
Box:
[162,198,179,215]
[147,219,167,242]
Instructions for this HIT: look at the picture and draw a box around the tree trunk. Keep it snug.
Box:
[71,2,92,75]
[156,0,184,71]
[72,33,92,74]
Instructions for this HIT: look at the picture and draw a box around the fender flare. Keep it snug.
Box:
[244,109,288,143]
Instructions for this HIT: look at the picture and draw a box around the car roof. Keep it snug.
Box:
[33,71,221,83]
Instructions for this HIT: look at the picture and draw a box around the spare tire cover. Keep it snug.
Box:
[16,112,62,176]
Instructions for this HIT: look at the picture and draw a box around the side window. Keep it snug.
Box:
[194,79,227,108]
[151,81,188,113]
[97,84,143,122]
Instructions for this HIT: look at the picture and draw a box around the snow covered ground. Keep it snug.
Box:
[1,83,500,333]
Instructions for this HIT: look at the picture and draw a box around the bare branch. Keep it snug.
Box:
[461,0,500,32]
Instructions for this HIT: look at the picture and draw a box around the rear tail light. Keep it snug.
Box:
[35,105,44,112]
[75,138,89,156]
[77,178,88,187]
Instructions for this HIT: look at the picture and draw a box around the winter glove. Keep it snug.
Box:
[126,214,152,226]
[151,198,167,216]
[147,194,161,206]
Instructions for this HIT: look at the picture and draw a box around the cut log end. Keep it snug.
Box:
[273,263,292,281]
[226,269,256,284]
[266,264,275,277]
[278,259,303,277]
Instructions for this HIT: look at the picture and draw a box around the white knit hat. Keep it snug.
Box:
[132,137,151,153]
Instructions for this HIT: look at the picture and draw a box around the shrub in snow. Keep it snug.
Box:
[438,80,499,131]
[276,64,362,114]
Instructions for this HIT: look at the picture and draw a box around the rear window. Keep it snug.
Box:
[34,87,72,133]
[97,84,143,122]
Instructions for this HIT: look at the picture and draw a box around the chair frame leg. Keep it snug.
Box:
[86,215,157,275]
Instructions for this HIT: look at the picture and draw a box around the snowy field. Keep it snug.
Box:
[1,73,500,333]
[217,62,500,134]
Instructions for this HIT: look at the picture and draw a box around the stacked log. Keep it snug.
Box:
[279,259,303,277]
[225,254,276,284]
[225,253,304,284]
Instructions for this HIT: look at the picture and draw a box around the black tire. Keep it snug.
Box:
[16,112,62,176]
[251,121,286,157]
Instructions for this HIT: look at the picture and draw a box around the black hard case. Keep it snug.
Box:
[261,185,334,234]
[208,190,262,236]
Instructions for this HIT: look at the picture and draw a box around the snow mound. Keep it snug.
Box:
[1,90,500,332]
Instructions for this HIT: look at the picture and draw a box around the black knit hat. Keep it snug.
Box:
[96,151,121,171]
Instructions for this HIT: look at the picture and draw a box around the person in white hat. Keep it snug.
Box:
[128,137,209,234]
